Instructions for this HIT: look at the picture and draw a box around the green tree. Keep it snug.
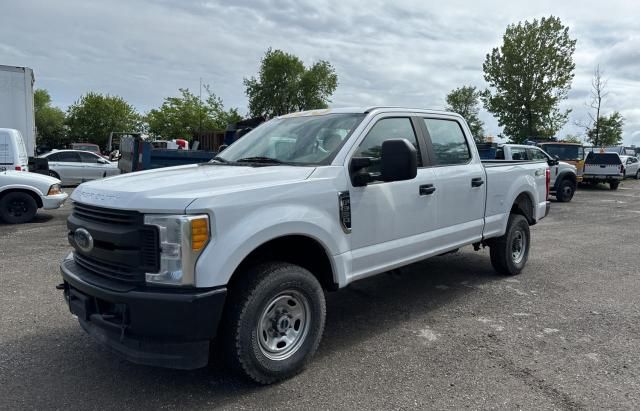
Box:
[34,89,68,149]
[146,86,241,139]
[482,16,576,143]
[445,86,485,141]
[244,48,338,117]
[587,112,623,147]
[66,92,141,150]
[562,134,582,144]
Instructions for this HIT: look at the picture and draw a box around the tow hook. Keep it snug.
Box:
[55,283,65,290]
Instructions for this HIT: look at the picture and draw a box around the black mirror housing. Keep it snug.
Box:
[381,139,417,182]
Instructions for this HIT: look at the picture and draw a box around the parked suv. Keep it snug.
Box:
[583,152,624,189]
[620,155,640,179]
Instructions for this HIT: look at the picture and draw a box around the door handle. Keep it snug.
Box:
[419,184,436,195]
[471,177,484,187]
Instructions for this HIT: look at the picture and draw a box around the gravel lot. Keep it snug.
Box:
[1,180,639,410]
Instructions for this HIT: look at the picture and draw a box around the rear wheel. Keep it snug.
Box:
[489,214,530,276]
[555,179,575,202]
[610,181,619,190]
[635,170,639,180]
[0,192,38,224]
[222,262,326,384]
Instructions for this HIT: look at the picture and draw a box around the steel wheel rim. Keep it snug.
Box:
[511,230,526,264]
[257,290,311,361]
[8,199,27,217]
[562,185,573,197]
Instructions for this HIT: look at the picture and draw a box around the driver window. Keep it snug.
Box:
[353,118,421,174]
[79,152,101,163]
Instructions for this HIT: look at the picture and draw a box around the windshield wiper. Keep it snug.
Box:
[235,156,285,165]
[210,156,230,163]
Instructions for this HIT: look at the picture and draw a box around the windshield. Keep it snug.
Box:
[217,113,365,165]
[539,144,583,161]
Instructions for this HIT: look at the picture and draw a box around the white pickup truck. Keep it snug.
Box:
[59,107,550,384]
[495,144,578,202]
[0,170,67,223]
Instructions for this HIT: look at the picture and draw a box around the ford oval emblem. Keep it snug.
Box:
[74,228,94,253]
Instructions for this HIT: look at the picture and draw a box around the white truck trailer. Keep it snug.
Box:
[0,65,36,156]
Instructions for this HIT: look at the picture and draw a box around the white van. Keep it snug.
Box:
[0,128,29,172]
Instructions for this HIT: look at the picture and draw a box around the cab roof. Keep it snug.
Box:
[278,106,458,118]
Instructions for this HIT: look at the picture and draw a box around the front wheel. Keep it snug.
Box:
[555,179,575,202]
[0,192,38,224]
[489,214,530,276]
[222,262,326,384]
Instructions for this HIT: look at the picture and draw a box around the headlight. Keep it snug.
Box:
[47,184,62,195]
[143,214,210,286]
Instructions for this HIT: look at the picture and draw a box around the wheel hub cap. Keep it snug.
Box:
[511,230,526,264]
[257,291,311,361]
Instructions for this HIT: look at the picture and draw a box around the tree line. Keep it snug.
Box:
[35,48,338,151]
[37,17,626,151]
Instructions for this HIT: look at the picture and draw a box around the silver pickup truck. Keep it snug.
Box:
[59,107,550,384]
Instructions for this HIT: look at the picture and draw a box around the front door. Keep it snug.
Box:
[348,115,438,281]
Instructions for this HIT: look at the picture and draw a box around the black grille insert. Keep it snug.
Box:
[72,202,141,226]
[74,253,144,283]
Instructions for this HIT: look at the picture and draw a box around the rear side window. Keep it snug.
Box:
[79,152,100,163]
[423,119,471,165]
[509,147,528,160]
[57,151,82,162]
[585,152,622,165]
[0,132,10,165]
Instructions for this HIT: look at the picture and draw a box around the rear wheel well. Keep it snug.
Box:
[230,235,337,292]
[0,189,42,208]
[511,193,534,225]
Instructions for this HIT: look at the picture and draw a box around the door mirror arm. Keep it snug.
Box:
[349,157,374,187]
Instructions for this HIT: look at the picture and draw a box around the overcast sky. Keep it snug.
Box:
[1,0,639,144]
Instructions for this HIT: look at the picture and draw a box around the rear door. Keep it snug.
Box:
[420,117,485,248]
[51,151,84,183]
[14,131,29,171]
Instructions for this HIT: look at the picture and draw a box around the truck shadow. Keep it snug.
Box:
[1,251,502,409]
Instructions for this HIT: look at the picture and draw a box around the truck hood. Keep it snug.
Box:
[0,170,61,192]
[71,164,315,212]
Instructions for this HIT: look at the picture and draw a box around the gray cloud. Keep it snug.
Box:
[1,0,639,144]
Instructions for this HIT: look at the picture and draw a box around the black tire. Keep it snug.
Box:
[610,181,619,190]
[489,214,530,276]
[635,170,639,180]
[555,179,575,202]
[0,192,38,224]
[222,262,326,384]
[48,170,60,179]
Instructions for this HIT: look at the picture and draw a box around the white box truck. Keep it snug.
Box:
[0,65,36,156]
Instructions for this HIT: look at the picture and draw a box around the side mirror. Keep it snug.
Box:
[380,138,417,182]
[548,159,559,166]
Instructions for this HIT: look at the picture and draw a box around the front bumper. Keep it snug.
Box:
[60,256,226,369]
[42,192,68,209]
